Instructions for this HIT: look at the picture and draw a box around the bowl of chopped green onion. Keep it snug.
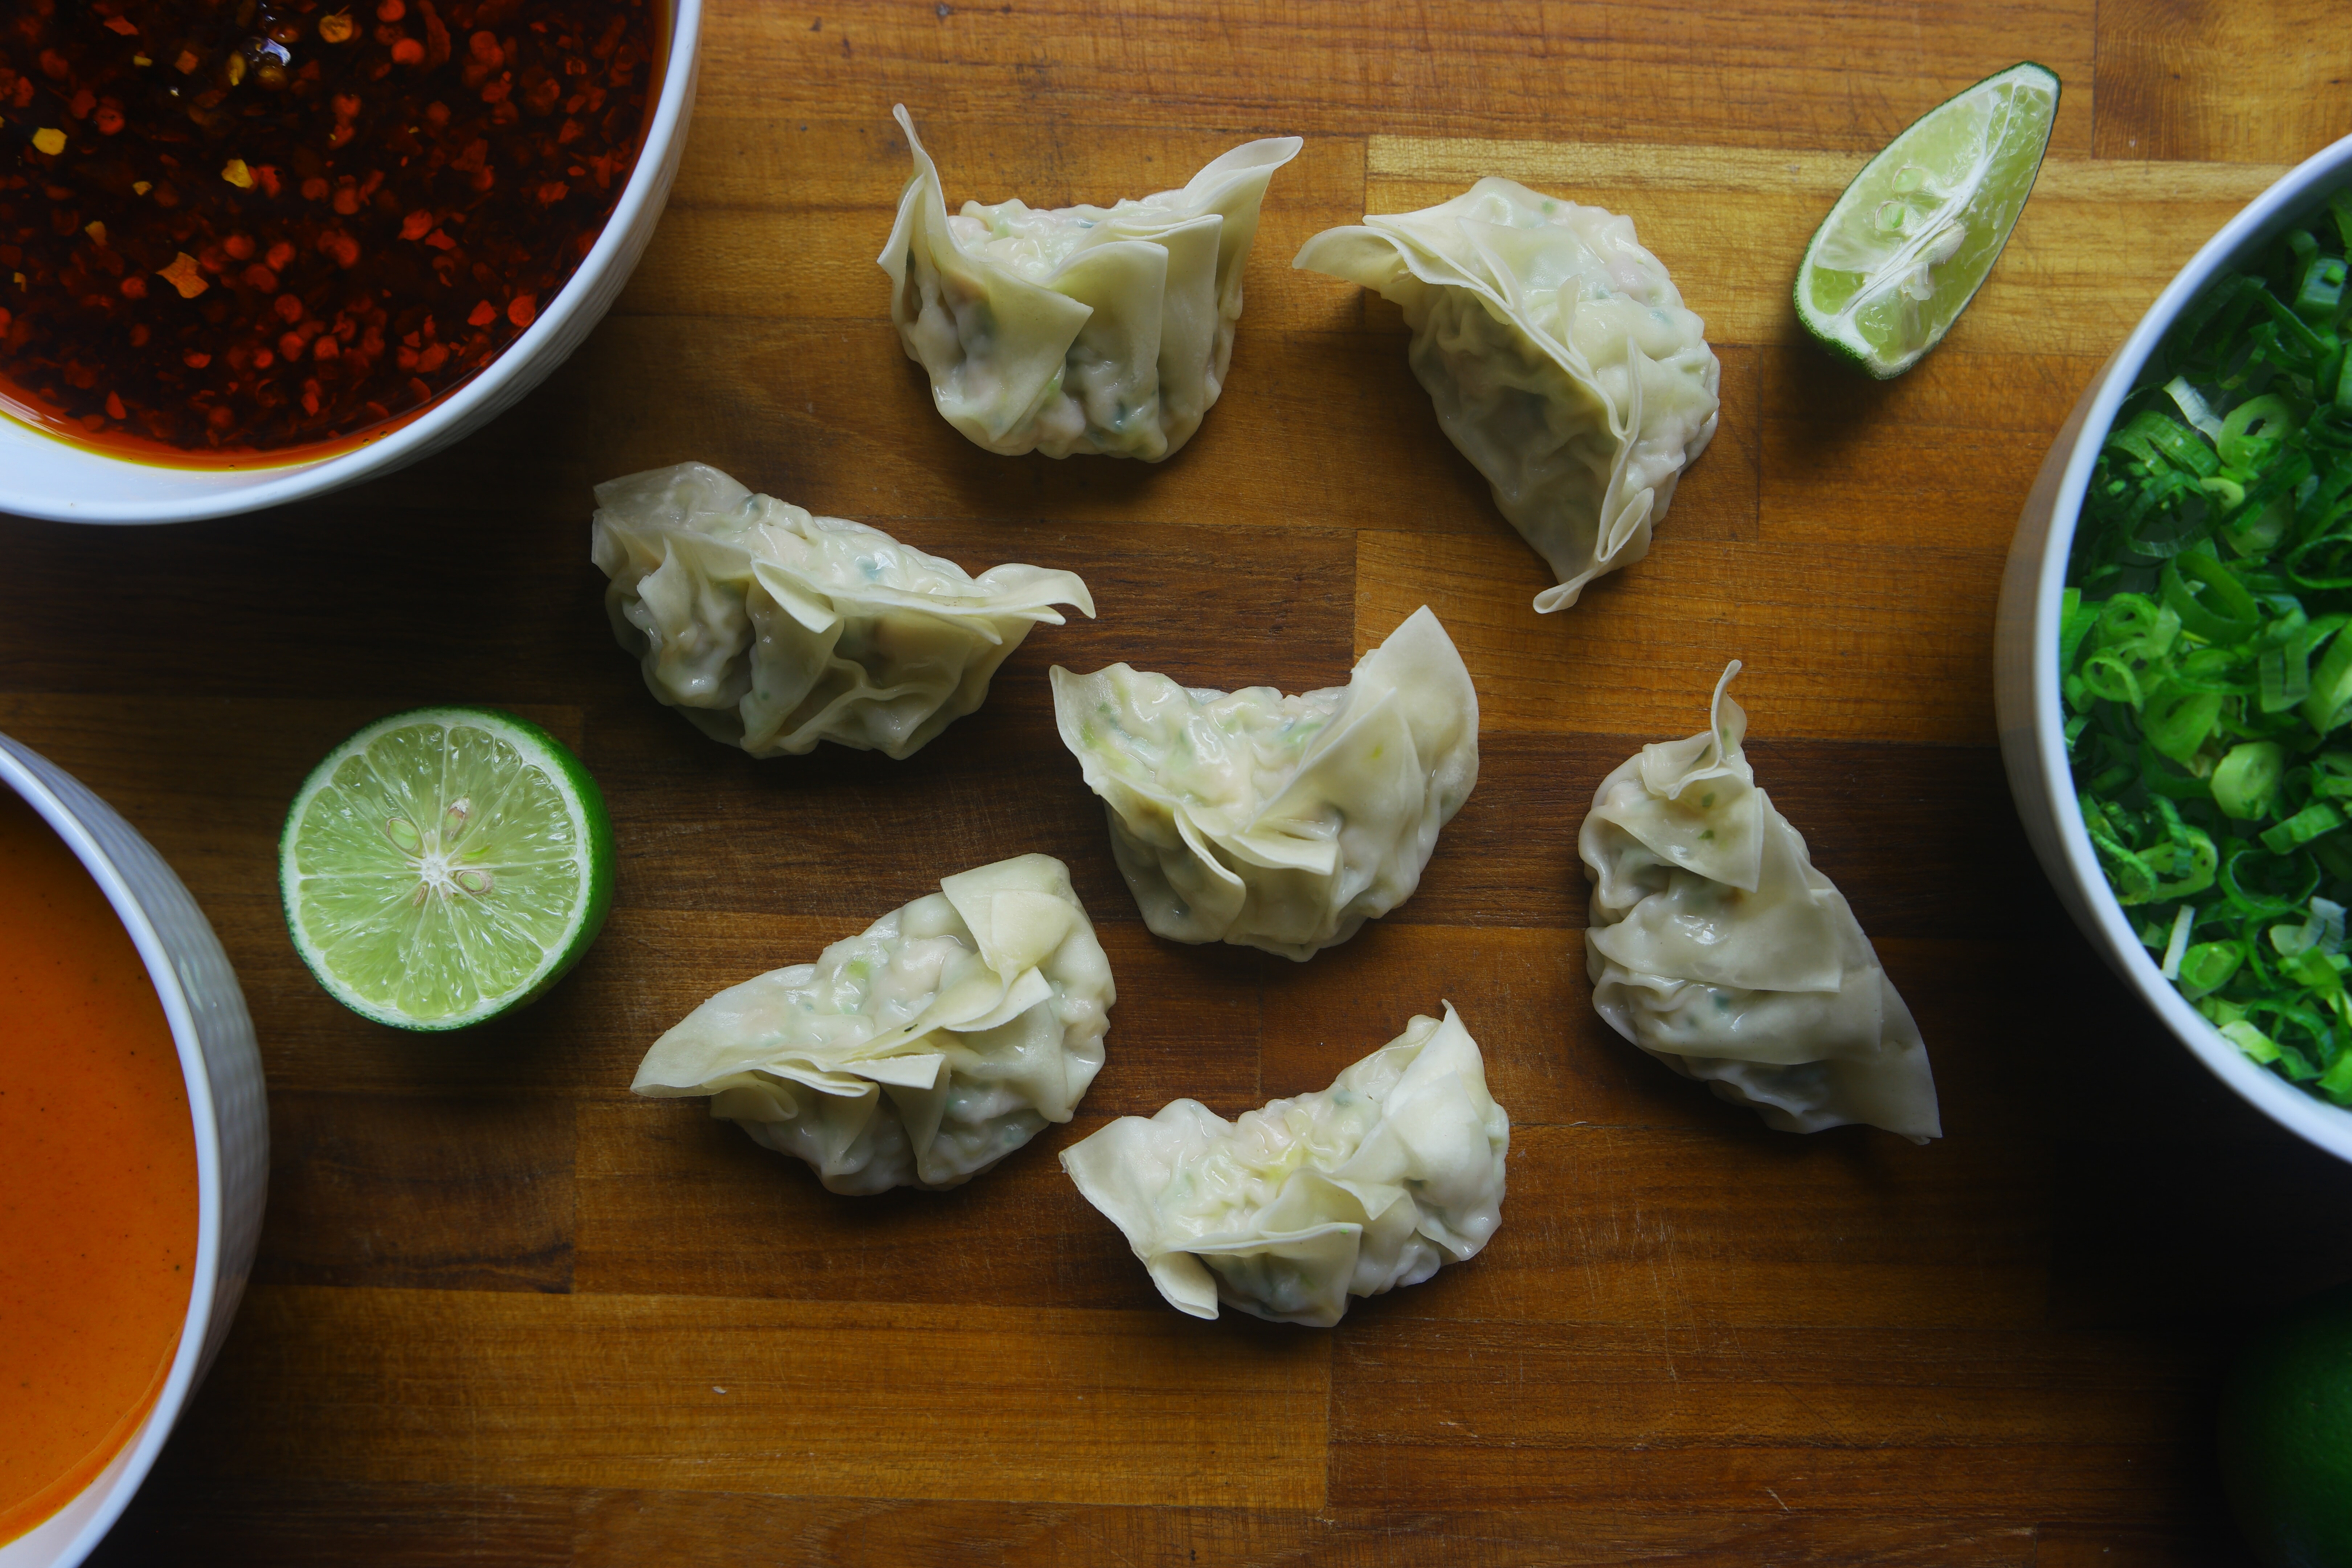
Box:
[1999,133,2352,1161]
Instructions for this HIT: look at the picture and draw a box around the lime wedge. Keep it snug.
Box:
[1796,62,2060,378]
[280,707,615,1030]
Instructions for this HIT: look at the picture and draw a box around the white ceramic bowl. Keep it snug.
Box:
[0,0,703,524]
[1996,132,2352,1163]
[0,735,267,1568]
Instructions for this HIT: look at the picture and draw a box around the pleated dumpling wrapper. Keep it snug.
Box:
[633,854,1114,1194]
[1051,605,1479,961]
[1577,663,1941,1142]
[592,462,1093,760]
[1294,180,1720,613]
[1062,1003,1508,1327]
[878,105,1301,461]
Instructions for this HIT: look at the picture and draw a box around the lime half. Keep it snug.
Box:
[1796,62,2060,379]
[280,707,615,1030]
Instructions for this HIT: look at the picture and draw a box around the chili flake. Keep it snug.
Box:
[155,253,206,298]
[2,0,655,460]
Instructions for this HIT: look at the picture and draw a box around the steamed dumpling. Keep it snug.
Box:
[1577,663,1941,1142]
[1050,606,1479,961]
[1294,180,1720,612]
[592,462,1093,760]
[878,105,1301,461]
[1061,1003,1508,1327]
[632,854,1114,1194]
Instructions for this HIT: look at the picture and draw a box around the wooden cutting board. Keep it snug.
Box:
[7,1,2351,1562]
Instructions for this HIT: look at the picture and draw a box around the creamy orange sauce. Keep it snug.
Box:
[0,790,197,1546]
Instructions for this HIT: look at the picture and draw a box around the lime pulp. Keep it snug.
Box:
[279,706,615,1030]
[1795,62,2061,379]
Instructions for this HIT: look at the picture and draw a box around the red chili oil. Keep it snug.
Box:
[0,0,655,465]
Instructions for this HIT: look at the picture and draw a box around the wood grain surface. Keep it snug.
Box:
[8,2,2352,1563]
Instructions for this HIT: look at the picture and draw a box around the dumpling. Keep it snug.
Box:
[1577,663,1941,1142]
[1061,1003,1508,1327]
[632,853,1114,1194]
[878,104,1301,461]
[592,461,1093,760]
[1050,605,1479,961]
[1293,180,1720,612]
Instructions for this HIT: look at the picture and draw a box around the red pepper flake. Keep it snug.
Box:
[103,14,139,34]
[466,299,496,327]
[424,228,455,250]
[254,164,283,198]
[533,180,568,205]
[224,234,256,261]
[40,51,72,81]
[68,88,97,121]
[265,241,296,272]
[94,106,125,135]
[156,253,208,299]
[418,1,452,67]
[391,38,424,65]
[399,209,433,240]
[332,93,363,121]
[0,310,13,337]
[119,275,147,299]
[242,265,279,291]
[183,351,211,369]
[274,293,304,323]
[332,183,362,216]
[301,177,330,201]
[507,293,535,328]
[174,49,200,74]
[105,391,127,421]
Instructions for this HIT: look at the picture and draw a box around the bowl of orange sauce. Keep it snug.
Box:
[0,735,265,1567]
[0,0,702,523]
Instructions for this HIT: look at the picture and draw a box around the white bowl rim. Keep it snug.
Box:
[0,748,225,1562]
[2030,130,2352,1160]
[0,0,704,526]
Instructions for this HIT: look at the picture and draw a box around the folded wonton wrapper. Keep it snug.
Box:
[592,462,1093,760]
[1577,663,1942,1142]
[879,105,1301,461]
[1294,180,1720,613]
[1051,606,1479,961]
[1061,1004,1509,1326]
[633,854,1115,1194]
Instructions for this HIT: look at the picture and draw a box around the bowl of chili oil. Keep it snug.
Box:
[0,0,697,518]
